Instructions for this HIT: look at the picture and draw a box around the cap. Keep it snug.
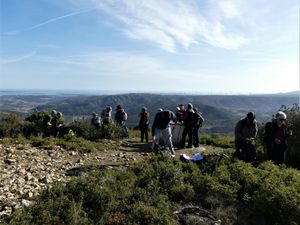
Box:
[276,111,287,120]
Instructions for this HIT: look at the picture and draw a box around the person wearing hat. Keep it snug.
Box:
[264,111,291,164]
[234,112,258,162]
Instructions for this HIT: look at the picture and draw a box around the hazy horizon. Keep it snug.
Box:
[0,88,299,97]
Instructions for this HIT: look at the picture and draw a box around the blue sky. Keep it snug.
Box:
[0,0,299,94]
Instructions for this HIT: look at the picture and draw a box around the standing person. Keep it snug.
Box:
[139,107,149,143]
[152,110,176,157]
[176,104,185,123]
[234,112,258,162]
[181,103,195,148]
[91,112,101,129]
[115,105,128,138]
[192,107,204,147]
[101,106,112,125]
[264,111,291,164]
[115,105,127,126]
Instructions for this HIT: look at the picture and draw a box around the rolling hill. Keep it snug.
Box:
[1,91,298,133]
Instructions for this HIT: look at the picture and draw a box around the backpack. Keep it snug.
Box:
[122,112,127,121]
[193,112,204,127]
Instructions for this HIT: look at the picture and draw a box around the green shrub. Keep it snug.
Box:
[0,113,23,138]
[3,145,300,225]
[200,134,235,148]
[67,119,119,140]
[24,110,52,136]
[284,104,300,168]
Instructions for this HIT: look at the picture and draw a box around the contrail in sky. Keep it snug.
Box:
[3,7,97,35]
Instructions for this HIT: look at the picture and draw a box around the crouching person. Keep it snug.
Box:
[234,112,258,162]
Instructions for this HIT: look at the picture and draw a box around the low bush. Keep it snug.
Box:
[0,113,23,138]
[3,154,300,225]
[200,134,234,148]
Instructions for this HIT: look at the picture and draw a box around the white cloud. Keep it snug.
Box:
[90,0,247,52]
[215,0,240,19]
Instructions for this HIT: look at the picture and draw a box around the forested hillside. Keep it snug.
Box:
[1,92,298,133]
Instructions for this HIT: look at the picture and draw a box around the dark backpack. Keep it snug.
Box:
[192,112,203,127]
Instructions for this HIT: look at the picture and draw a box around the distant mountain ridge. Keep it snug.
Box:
[0,92,298,133]
[32,92,298,133]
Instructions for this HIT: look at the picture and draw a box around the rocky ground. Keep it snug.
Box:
[0,139,150,218]
[0,139,206,218]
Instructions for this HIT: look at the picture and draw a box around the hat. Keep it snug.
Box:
[276,111,287,120]
[157,108,163,112]
[187,103,193,109]
[116,105,122,110]
[51,110,57,116]
[247,112,255,120]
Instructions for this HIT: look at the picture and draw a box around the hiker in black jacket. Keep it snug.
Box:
[152,110,176,156]
[139,107,149,143]
[192,107,204,147]
[234,112,258,162]
[181,103,195,148]
[115,105,128,138]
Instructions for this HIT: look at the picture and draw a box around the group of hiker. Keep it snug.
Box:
[44,103,292,165]
[149,103,205,157]
[91,105,128,127]
[91,105,129,138]
[234,111,292,164]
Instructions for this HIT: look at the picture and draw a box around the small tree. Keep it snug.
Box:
[281,104,300,168]
[25,110,51,136]
[0,113,23,137]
